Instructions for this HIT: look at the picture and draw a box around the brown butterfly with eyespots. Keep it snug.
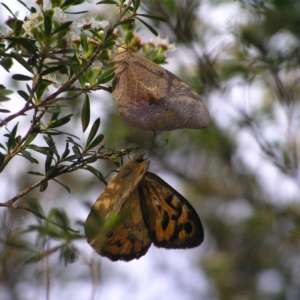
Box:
[84,155,204,261]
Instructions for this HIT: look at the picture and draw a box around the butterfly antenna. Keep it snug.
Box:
[154,138,169,155]
[142,130,156,160]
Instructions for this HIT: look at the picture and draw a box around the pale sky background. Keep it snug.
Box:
[1,0,299,299]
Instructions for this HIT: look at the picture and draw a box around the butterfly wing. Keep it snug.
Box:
[139,172,204,248]
[85,157,151,261]
[112,49,210,131]
[98,188,151,261]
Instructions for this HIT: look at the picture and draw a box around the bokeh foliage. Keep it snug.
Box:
[1,0,300,299]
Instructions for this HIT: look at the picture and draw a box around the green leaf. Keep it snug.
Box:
[86,165,103,179]
[96,0,118,5]
[45,151,54,173]
[97,71,115,84]
[61,142,70,159]
[61,0,85,9]
[53,21,73,34]
[27,145,49,155]
[48,114,73,129]
[87,134,104,150]
[36,81,50,100]
[16,0,30,10]
[0,152,5,166]
[53,179,71,193]
[44,135,56,150]
[133,0,140,13]
[101,25,110,42]
[5,37,37,54]
[40,181,48,192]
[0,109,10,113]
[7,122,19,150]
[1,3,17,18]
[117,18,136,26]
[97,66,115,83]
[10,52,33,73]
[28,171,44,176]
[0,87,13,102]
[24,124,40,146]
[12,74,32,81]
[66,137,82,148]
[20,150,39,164]
[136,13,167,22]
[80,34,88,52]
[135,17,158,36]
[17,90,29,101]
[41,65,67,76]
[72,144,82,159]
[27,198,45,218]
[81,95,90,133]
[86,118,100,147]
[46,49,80,57]
[0,57,13,72]
[59,245,77,266]
[44,13,52,36]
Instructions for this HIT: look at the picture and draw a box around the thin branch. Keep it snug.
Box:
[0,204,80,234]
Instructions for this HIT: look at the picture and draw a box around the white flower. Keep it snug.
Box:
[22,12,43,37]
[151,35,177,54]
[73,16,109,31]
[53,7,67,23]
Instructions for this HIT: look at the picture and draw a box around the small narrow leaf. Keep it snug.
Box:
[12,74,32,81]
[72,144,82,159]
[87,134,104,150]
[27,145,49,155]
[53,179,71,193]
[86,118,100,147]
[136,17,158,36]
[45,151,54,173]
[0,152,5,166]
[40,181,48,192]
[5,37,37,54]
[17,90,29,101]
[44,13,52,36]
[86,165,103,180]
[27,198,45,217]
[48,115,73,128]
[53,21,73,34]
[61,142,70,159]
[116,18,136,26]
[137,13,167,22]
[81,95,90,133]
[96,0,118,5]
[41,65,67,76]
[7,122,19,150]
[20,150,39,164]
[28,171,44,176]
[10,52,33,73]
[24,124,40,146]
[133,0,140,13]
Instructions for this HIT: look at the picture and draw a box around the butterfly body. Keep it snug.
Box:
[112,49,211,131]
[85,156,204,261]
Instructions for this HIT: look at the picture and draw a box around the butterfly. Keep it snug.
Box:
[84,155,204,261]
[112,48,211,131]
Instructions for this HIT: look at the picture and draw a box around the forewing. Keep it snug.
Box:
[84,157,150,261]
[139,172,204,248]
[99,189,151,261]
[112,49,210,131]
